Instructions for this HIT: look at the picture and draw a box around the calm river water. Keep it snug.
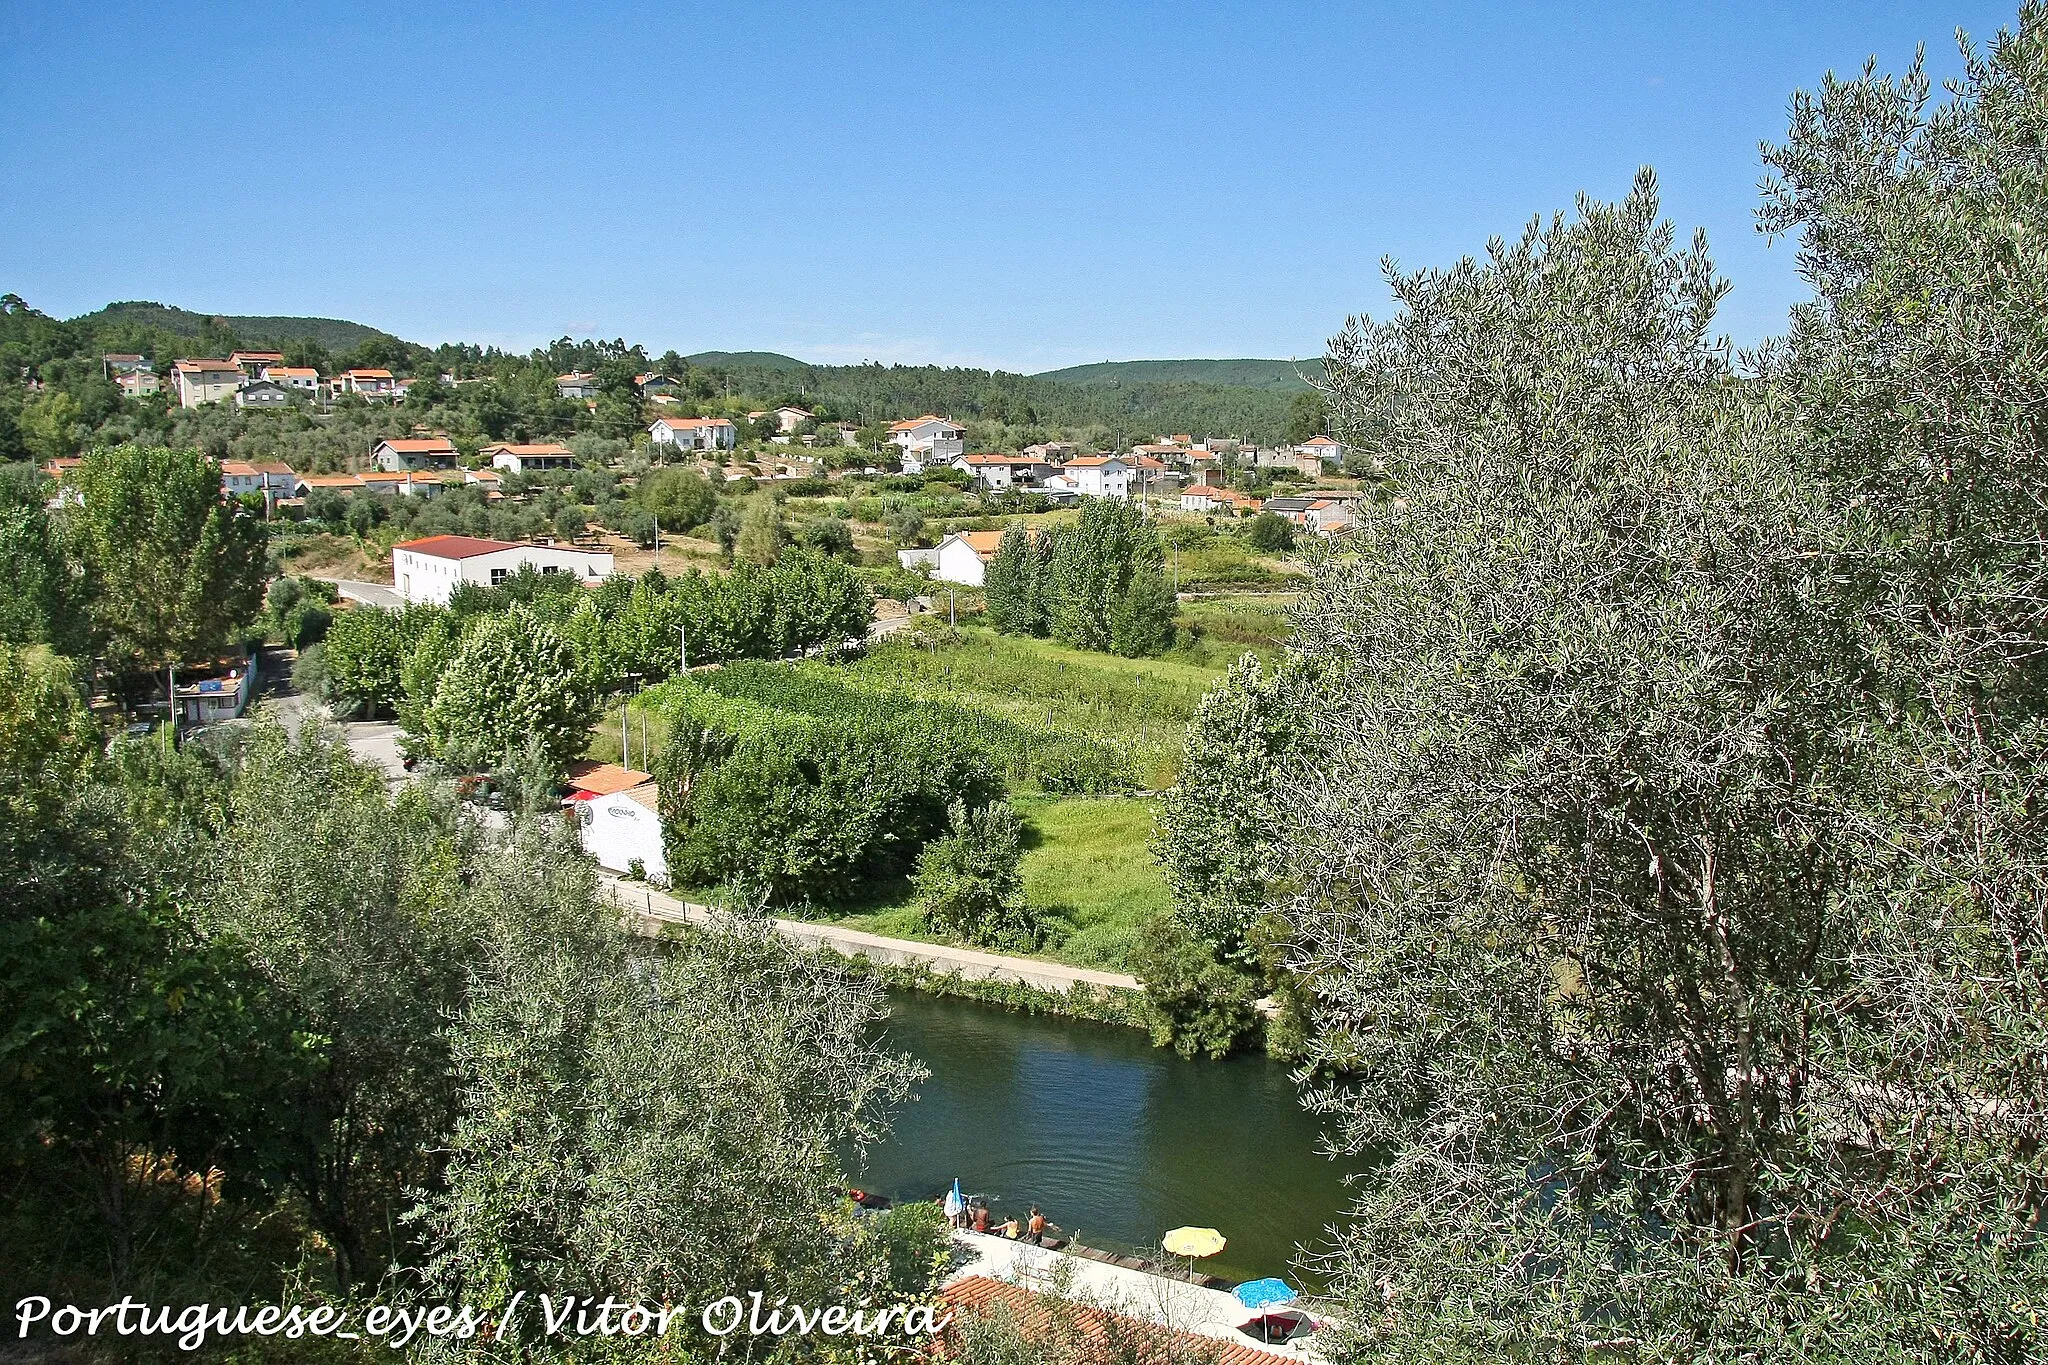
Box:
[854,991,1354,1286]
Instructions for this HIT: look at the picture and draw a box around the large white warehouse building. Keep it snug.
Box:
[391,535,615,605]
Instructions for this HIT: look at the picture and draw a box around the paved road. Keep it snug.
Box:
[333,579,402,608]
[602,874,1142,995]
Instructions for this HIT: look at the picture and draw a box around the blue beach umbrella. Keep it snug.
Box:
[1232,1279,1298,1344]
[944,1178,965,1223]
[1233,1279,1296,1310]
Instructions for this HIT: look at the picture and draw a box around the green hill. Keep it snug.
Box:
[686,349,807,371]
[1031,357,1325,391]
[69,301,399,350]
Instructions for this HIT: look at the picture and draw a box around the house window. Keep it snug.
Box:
[490,568,508,585]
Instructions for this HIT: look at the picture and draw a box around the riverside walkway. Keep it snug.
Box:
[600,874,1142,995]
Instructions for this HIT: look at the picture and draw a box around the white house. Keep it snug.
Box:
[1062,455,1132,500]
[930,529,1008,587]
[220,461,298,500]
[266,365,319,394]
[954,453,1042,490]
[391,534,616,605]
[373,436,459,471]
[102,353,150,376]
[567,763,666,880]
[772,405,813,434]
[172,359,242,408]
[896,547,942,573]
[335,368,398,399]
[485,442,577,475]
[649,416,737,451]
[556,371,599,399]
[889,415,966,464]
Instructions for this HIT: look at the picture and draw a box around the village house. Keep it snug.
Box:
[890,415,966,468]
[229,350,283,378]
[566,762,665,880]
[1292,435,1344,474]
[373,436,460,472]
[115,370,160,398]
[556,371,599,400]
[1180,483,1259,515]
[220,460,298,502]
[484,442,576,475]
[391,534,616,605]
[234,378,293,410]
[463,468,504,498]
[359,470,452,499]
[771,405,813,434]
[265,365,319,394]
[296,473,367,498]
[635,372,681,396]
[101,353,150,376]
[335,368,397,400]
[171,359,243,408]
[929,528,1008,587]
[649,415,737,451]
[1062,454,1132,500]
[954,453,1053,490]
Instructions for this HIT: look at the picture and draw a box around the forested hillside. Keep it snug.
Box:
[1032,357,1324,390]
[0,294,1314,459]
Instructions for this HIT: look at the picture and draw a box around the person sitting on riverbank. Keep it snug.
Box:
[972,1204,990,1234]
[1027,1207,1046,1244]
[1000,1217,1022,1239]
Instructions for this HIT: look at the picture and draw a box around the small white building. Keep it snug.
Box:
[567,763,666,880]
[890,415,966,464]
[931,529,1006,587]
[335,368,398,400]
[172,359,242,408]
[772,405,813,434]
[650,416,737,451]
[485,442,577,475]
[220,460,298,500]
[556,371,599,400]
[391,535,616,605]
[1292,436,1344,474]
[1062,455,1132,500]
[266,365,320,394]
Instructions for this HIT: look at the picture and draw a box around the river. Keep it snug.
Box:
[854,991,1354,1287]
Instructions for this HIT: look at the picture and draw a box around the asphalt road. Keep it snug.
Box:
[332,579,402,608]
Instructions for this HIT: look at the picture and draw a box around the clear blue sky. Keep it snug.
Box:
[0,1,2014,372]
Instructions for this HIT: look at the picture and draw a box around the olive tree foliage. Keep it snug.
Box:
[1258,176,1886,1361]
[410,852,923,1362]
[1746,10,2048,1358]
[201,723,481,1291]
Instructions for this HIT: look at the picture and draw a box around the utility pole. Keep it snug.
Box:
[678,623,688,675]
[165,663,177,749]
[948,588,955,627]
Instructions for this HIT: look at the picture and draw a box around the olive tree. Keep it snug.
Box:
[1243,175,1873,1360]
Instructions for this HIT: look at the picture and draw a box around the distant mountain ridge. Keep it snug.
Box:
[1031,358,1325,391]
[70,301,398,351]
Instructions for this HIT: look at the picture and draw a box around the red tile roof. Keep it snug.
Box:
[173,359,238,374]
[483,443,573,456]
[890,415,959,431]
[394,535,523,560]
[937,1277,1284,1365]
[566,762,654,796]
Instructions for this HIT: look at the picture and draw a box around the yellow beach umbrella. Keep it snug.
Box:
[1161,1225,1226,1278]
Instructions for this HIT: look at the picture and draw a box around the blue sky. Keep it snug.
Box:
[0,1,2014,372]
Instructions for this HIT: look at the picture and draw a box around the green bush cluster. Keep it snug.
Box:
[649,679,1002,906]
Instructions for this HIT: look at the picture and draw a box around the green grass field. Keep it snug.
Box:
[829,793,1170,971]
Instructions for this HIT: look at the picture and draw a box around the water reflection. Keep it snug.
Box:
[854,991,1352,1285]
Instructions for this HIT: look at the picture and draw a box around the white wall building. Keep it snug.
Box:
[567,763,666,879]
[1062,455,1132,500]
[556,371,599,399]
[930,529,1007,587]
[172,359,242,408]
[889,416,966,464]
[391,535,616,605]
[650,416,737,451]
[485,443,577,474]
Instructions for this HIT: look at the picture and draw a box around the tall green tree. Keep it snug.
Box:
[1042,499,1175,656]
[0,502,87,655]
[983,523,1048,636]
[60,445,266,670]
[423,605,597,772]
[1240,175,1870,1359]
